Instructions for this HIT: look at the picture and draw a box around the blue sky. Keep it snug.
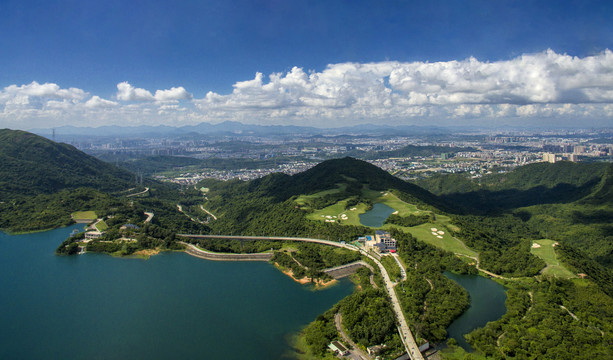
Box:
[1,0,612,129]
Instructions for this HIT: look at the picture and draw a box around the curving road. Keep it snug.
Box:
[178,233,423,359]
[178,234,359,251]
[335,313,371,360]
[182,242,273,261]
[126,187,149,197]
[199,205,217,220]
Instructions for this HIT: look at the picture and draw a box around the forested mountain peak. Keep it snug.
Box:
[0,129,135,197]
[221,157,446,210]
[481,161,610,190]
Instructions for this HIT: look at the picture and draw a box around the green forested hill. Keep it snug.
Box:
[418,162,610,211]
[197,157,448,240]
[0,129,135,197]
[280,157,445,208]
[482,161,609,190]
[417,161,613,269]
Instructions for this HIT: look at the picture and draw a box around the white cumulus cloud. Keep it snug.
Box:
[3,81,87,101]
[2,49,613,129]
[154,87,192,101]
[116,82,155,101]
[85,96,119,108]
[116,82,193,102]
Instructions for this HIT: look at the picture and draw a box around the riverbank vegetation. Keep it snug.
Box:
[270,243,362,284]
[298,262,404,359]
[56,223,184,256]
[0,188,124,233]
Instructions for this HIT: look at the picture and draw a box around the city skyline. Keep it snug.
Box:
[1,0,612,130]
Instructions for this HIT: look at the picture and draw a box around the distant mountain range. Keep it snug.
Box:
[30,121,451,138]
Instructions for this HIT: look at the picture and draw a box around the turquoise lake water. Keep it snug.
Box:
[359,203,396,227]
[444,271,507,351]
[0,225,354,359]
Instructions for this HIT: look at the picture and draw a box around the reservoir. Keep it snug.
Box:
[0,225,354,359]
[359,203,396,227]
[444,272,507,351]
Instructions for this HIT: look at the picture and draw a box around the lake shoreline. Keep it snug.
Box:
[274,262,338,289]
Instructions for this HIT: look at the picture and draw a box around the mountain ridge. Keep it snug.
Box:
[29,121,450,137]
[0,129,136,197]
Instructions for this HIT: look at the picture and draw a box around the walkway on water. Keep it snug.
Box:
[178,233,423,360]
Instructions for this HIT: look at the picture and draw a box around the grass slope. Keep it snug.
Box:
[71,211,97,221]
[531,239,576,278]
[300,185,477,257]
[394,223,477,258]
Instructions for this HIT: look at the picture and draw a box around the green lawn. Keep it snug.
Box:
[440,344,489,360]
[340,202,368,226]
[306,199,364,225]
[369,191,424,216]
[95,220,109,232]
[531,239,576,279]
[71,211,97,221]
[294,183,347,207]
[301,186,477,257]
[392,222,478,258]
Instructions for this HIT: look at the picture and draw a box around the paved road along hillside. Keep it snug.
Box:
[178,234,424,359]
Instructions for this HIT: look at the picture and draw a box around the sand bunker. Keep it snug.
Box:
[437,235,443,239]
[432,232,438,236]
[437,230,445,235]
[431,228,438,232]
[532,243,541,248]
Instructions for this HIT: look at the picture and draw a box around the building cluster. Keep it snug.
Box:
[359,230,397,253]
[157,161,316,184]
[59,128,612,185]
